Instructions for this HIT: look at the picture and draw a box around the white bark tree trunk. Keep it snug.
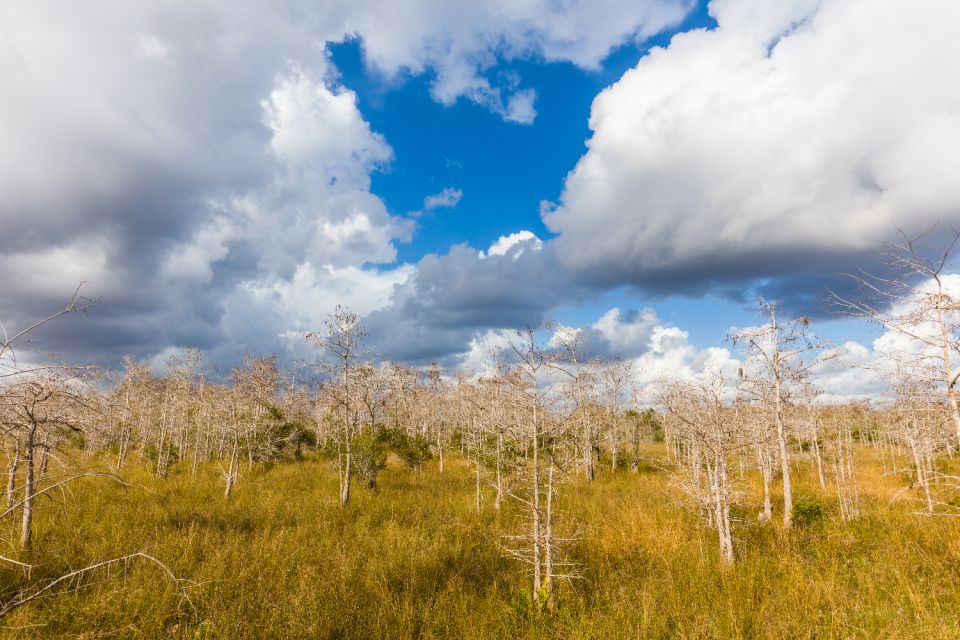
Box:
[20,426,36,551]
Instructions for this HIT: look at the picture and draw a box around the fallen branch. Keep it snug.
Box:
[0,551,192,618]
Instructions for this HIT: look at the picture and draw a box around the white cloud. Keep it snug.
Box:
[134,34,170,61]
[262,64,392,178]
[540,307,742,402]
[423,187,463,211]
[504,89,538,125]
[548,305,897,404]
[591,308,660,356]
[479,230,543,259]
[547,324,582,349]
[218,261,414,362]
[343,0,692,122]
[460,329,518,376]
[162,216,234,283]
[251,262,413,322]
[544,0,960,286]
[0,240,120,301]
[810,340,887,404]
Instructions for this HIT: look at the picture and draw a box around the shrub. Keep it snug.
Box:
[351,430,389,490]
[378,426,433,470]
[792,496,825,527]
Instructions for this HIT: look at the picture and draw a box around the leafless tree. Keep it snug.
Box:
[660,373,742,563]
[545,325,596,481]
[732,300,832,529]
[306,305,368,506]
[833,227,960,443]
[502,328,576,607]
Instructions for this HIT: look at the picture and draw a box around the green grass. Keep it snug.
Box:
[2,448,960,639]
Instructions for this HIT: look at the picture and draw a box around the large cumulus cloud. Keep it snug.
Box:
[543,0,960,297]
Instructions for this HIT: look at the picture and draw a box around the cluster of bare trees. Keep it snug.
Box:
[0,288,105,554]
[0,302,666,607]
[657,228,960,563]
[660,371,870,564]
[0,290,189,616]
[657,299,832,564]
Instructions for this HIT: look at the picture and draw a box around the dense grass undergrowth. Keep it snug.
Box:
[2,447,960,639]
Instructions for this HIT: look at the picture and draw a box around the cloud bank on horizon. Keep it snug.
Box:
[1,0,958,400]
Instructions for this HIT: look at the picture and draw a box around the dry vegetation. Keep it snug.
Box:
[1,443,959,639]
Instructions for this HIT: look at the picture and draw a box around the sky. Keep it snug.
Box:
[2,0,959,398]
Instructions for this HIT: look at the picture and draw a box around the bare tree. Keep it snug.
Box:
[0,284,99,378]
[732,300,831,529]
[426,363,451,474]
[0,370,100,550]
[306,305,367,506]
[833,227,960,443]
[600,359,629,473]
[545,325,596,481]
[889,381,951,515]
[661,373,741,563]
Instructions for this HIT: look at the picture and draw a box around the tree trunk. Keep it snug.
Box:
[610,409,618,473]
[20,426,36,552]
[544,457,555,604]
[582,420,593,482]
[758,446,772,522]
[711,456,734,564]
[811,425,826,490]
[495,431,503,510]
[909,437,933,514]
[437,428,445,475]
[116,425,131,473]
[531,396,542,606]
[340,415,352,506]
[475,425,482,513]
[157,391,171,478]
[935,294,960,444]
[6,438,20,510]
[774,371,793,528]
[224,431,239,499]
[192,409,203,476]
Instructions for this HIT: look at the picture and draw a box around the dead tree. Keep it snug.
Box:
[732,300,831,529]
[306,305,367,506]
[833,227,960,442]
[831,411,862,521]
[545,325,596,481]
[0,370,101,551]
[600,360,629,473]
[661,373,742,564]
[890,381,950,514]
[503,328,577,607]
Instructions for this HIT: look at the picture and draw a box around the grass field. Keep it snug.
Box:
[2,447,960,639]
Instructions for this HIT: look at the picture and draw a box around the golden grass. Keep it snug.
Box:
[1,447,959,639]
